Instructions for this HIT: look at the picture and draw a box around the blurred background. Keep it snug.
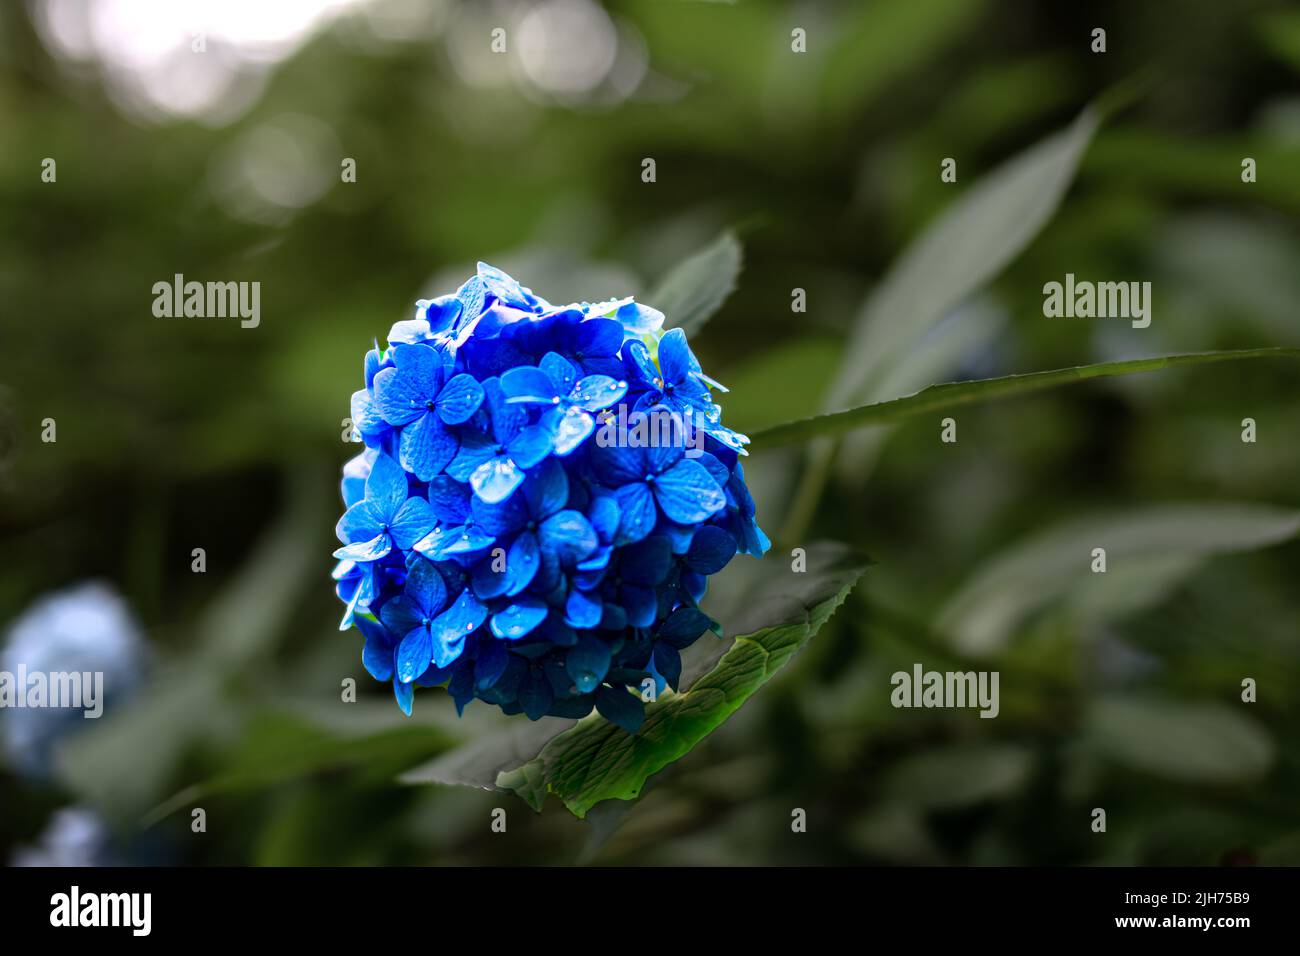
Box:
[1,0,1298,866]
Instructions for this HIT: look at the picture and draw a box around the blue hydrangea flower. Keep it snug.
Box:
[334,262,768,732]
[501,352,628,456]
[1,582,149,778]
[11,806,120,867]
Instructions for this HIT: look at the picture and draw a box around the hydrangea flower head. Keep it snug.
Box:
[334,263,768,733]
[1,582,149,777]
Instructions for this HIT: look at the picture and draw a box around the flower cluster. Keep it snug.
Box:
[334,263,767,732]
[1,582,149,778]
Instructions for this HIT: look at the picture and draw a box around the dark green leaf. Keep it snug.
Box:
[1084,698,1273,783]
[756,348,1300,447]
[496,543,868,817]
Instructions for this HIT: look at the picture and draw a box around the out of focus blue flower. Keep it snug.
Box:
[333,262,767,732]
[1,581,148,778]
[10,806,119,867]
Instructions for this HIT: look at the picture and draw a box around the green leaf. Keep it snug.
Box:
[404,543,867,818]
[1084,697,1273,784]
[648,230,742,337]
[755,347,1300,447]
[144,712,453,827]
[498,544,866,817]
[784,103,1103,542]
[936,502,1300,654]
[398,715,576,790]
[819,0,988,122]
[824,105,1100,412]
[882,744,1034,811]
[56,468,327,817]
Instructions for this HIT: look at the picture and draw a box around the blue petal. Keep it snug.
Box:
[564,586,603,628]
[652,458,726,524]
[622,535,673,586]
[684,524,737,574]
[406,558,449,616]
[471,456,524,504]
[653,642,682,691]
[657,328,694,385]
[566,635,611,693]
[393,677,414,716]
[336,499,382,545]
[574,317,623,356]
[657,606,712,648]
[523,458,569,520]
[350,389,386,441]
[436,373,485,424]
[474,639,509,690]
[697,451,730,487]
[549,406,593,457]
[595,686,645,734]
[644,438,683,476]
[587,493,620,542]
[490,597,548,640]
[592,443,644,487]
[470,548,512,599]
[446,431,497,483]
[432,588,489,647]
[396,625,433,684]
[365,453,409,519]
[518,672,554,721]
[357,616,395,681]
[457,274,488,322]
[571,375,626,412]
[438,523,497,557]
[622,339,660,387]
[390,341,445,386]
[614,302,664,336]
[507,424,553,470]
[540,351,579,395]
[622,585,657,628]
[371,366,424,426]
[399,411,458,482]
[659,520,697,554]
[504,530,541,596]
[476,261,532,309]
[613,483,656,545]
[388,318,431,346]
[389,496,435,550]
[421,294,463,335]
[576,544,612,575]
[415,662,454,688]
[500,365,558,403]
[333,533,392,562]
[426,475,470,523]
[484,377,528,444]
[380,594,424,637]
[539,510,598,564]
[471,487,528,536]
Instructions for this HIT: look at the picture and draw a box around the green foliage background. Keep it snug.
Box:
[1,0,1298,865]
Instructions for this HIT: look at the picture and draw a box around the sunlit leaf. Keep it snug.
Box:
[649,230,742,337]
